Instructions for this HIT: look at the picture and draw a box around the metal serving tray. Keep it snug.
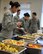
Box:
[35,36,43,45]
[0,44,26,54]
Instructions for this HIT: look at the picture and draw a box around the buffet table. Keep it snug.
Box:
[0,33,43,54]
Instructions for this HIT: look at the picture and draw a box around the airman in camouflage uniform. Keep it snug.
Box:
[20,13,30,33]
[29,12,40,34]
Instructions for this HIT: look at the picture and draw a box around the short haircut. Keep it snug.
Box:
[17,9,20,12]
[32,12,37,16]
[24,13,30,17]
[9,1,20,8]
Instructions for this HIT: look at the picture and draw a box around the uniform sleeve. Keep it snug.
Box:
[29,20,31,28]
[14,16,17,22]
[19,19,24,28]
[4,13,14,31]
[37,20,40,29]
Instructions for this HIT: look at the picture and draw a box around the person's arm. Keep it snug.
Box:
[3,13,14,31]
[27,19,31,33]
[14,16,18,22]
[19,19,24,28]
[28,19,31,28]
[37,19,40,29]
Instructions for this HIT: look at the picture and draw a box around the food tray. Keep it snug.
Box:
[0,43,26,54]
[18,35,40,40]
[18,36,35,41]
[2,39,27,47]
[18,37,38,44]
[26,43,43,50]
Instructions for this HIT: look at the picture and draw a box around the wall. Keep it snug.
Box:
[0,0,42,23]
[0,0,2,23]
[30,0,42,20]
